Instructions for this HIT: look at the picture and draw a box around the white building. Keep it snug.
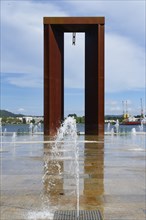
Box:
[22,116,33,123]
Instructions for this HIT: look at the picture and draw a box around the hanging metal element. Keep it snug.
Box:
[72,32,76,45]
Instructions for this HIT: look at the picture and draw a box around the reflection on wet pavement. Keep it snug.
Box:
[0,134,145,219]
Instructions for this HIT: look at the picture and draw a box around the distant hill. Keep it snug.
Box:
[0,110,24,118]
[0,110,124,119]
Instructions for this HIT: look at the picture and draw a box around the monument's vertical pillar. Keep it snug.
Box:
[44,25,64,135]
[85,24,104,135]
[97,24,104,135]
[85,26,98,135]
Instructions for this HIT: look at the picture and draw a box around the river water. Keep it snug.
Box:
[1,123,146,133]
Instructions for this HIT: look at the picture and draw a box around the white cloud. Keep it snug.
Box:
[1,0,145,94]
[1,0,68,87]
[6,74,42,88]
[64,33,85,88]
[17,108,25,112]
[66,0,145,45]
[105,33,145,92]
[63,0,145,92]
[64,31,145,92]
[105,98,145,115]
[105,100,122,115]
[106,100,118,106]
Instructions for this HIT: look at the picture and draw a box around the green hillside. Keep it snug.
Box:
[0,110,24,118]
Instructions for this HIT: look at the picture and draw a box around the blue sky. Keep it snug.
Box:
[0,0,145,116]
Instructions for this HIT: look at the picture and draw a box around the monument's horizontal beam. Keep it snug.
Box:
[44,17,105,25]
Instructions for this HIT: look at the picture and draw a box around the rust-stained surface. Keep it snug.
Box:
[85,26,99,135]
[44,17,104,25]
[97,24,105,136]
[44,17,105,135]
[44,24,64,135]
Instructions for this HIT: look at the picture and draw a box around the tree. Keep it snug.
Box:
[30,119,35,124]
[68,114,77,118]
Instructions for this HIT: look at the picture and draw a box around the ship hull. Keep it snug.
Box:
[121,121,145,125]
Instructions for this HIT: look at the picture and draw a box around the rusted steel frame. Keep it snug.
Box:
[44,17,105,136]
[85,24,104,135]
[44,17,104,25]
[44,24,64,135]
[85,25,99,135]
[97,24,104,136]
[44,24,49,135]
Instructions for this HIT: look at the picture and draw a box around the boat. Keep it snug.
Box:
[121,120,141,125]
[121,99,146,125]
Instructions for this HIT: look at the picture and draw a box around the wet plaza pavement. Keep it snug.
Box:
[0,134,146,220]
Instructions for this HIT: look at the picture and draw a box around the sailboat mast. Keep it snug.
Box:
[126,100,128,118]
[140,98,144,118]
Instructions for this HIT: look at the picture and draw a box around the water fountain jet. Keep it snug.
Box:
[42,117,80,219]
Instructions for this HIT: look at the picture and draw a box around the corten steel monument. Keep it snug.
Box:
[44,17,105,135]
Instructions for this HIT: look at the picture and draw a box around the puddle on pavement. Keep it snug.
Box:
[1,134,145,220]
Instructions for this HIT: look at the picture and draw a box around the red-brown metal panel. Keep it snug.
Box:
[97,24,104,135]
[44,17,104,136]
[85,25,99,135]
[85,24,104,135]
[44,24,64,135]
[44,17,104,25]
[44,24,49,135]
